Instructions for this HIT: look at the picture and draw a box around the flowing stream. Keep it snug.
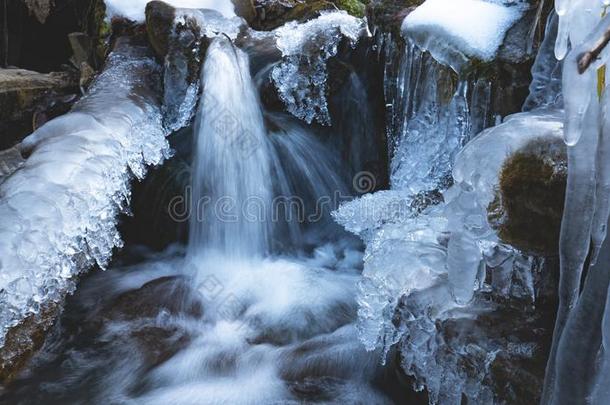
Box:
[0,34,402,405]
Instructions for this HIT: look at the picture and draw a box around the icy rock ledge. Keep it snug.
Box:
[402,0,525,71]
[0,39,170,355]
[270,11,369,125]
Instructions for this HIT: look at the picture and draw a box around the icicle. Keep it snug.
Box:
[543,99,600,405]
[591,87,610,263]
[550,232,610,405]
[590,278,610,403]
[562,49,596,146]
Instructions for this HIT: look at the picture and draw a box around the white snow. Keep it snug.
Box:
[401,0,524,70]
[104,0,235,22]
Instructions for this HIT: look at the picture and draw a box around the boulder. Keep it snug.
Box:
[145,0,177,59]
[0,303,62,382]
[488,137,567,256]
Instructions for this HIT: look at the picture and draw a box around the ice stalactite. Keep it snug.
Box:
[0,39,169,348]
[523,12,563,111]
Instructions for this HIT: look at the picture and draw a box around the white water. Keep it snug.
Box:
[188,38,273,258]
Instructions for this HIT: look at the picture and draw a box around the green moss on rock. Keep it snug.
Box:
[488,137,567,256]
[233,0,367,31]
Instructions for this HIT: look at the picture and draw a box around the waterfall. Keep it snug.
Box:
[188,37,273,258]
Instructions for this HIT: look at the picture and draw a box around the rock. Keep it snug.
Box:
[145,0,177,59]
[0,303,61,382]
[99,277,203,322]
[366,0,422,37]
[68,32,94,67]
[488,137,567,256]
[0,68,78,149]
[78,62,96,90]
[22,0,53,24]
[232,0,366,31]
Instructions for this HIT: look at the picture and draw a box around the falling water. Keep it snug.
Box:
[188,37,273,258]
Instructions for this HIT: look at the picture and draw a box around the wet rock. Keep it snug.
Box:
[488,137,567,256]
[68,32,94,67]
[0,68,78,149]
[145,0,177,59]
[100,277,203,322]
[130,326,191,369]
[233,0,366,31]
[0,304,61,382]
[366,0,422,37]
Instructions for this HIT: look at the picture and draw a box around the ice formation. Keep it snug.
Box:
[0,40,169,347]
[103,0,235,22]
[333,2,566,401]
[402,0,524,70]
[541,2,610,404]
[334,110,561,402]
[386,41,479,193]
[270,11,369,125]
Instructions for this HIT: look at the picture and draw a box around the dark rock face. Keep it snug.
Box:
[1,0,107,72]
[489,137,567,256]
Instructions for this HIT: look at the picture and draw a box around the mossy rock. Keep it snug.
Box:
[488,137,567,256]
[233,0,366,31]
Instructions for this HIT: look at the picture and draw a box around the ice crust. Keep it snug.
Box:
[0,42,170,347]
[104,0,235,22]
[402,0,524,70]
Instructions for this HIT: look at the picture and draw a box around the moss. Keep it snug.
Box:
[488,138,567,256]
[334,0,366,18]
[234,0,368,31]
[89,0,111,68]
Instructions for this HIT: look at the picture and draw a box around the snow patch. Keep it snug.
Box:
[402,0,524,70]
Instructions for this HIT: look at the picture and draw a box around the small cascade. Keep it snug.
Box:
[188,37,273,258]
